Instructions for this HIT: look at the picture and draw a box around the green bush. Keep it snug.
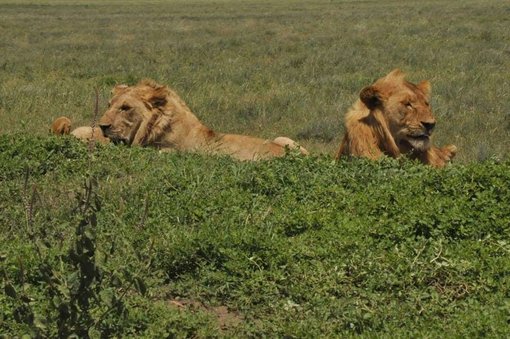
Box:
[1,135,509,337]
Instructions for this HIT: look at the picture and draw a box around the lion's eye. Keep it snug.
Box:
[120,105,131,111]
[405,102,413,109]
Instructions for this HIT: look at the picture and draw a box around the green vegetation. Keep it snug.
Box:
[0,0,509,161]
[1,0,510,337]
[1,135,510,336]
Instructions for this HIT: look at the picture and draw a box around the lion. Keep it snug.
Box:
[50,116,110,144]
[50,116,71,135]
[69,126,110,144]
[97,80,308,160]
[273,137,309,155]
[335,69,457,168]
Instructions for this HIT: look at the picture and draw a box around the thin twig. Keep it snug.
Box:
[137,193,150,230]
[411,242,428,268]
[87,87,100,164]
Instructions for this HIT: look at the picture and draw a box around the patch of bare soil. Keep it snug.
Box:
[169,298,243,330]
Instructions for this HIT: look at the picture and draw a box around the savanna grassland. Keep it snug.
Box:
[1,0,510,337]
[0,0,509,160]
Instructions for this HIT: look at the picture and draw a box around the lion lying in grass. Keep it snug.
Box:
[97,80,308,160]
[336,69,456,168]
[50,116,110,144]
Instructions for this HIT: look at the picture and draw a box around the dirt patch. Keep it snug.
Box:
[169,298,243,330]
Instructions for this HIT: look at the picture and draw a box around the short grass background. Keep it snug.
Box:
[1,0,510,337]
[0,0,509,161]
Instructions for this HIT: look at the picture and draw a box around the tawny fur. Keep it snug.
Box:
[273,137,309,155]
[50,116,72,135]
[336,69,456,168]
[98,80,308,161]
[71,126,110,144]
[49,117,110,144]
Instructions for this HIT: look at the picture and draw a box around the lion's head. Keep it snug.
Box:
[360,69,436,153]
[99,80,185,146]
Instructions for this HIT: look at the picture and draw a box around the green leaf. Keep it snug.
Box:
[99,288,114,308]
[33,314,47,330]
[134,277,147,296]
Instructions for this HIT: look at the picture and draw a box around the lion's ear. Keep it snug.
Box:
[386,68,405,80]
[112,84,128,95]
[417,80,431,98]
[360,85,383,109]
[148,86,168,108]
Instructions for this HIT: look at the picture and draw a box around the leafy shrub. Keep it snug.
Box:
[1,135,509,337]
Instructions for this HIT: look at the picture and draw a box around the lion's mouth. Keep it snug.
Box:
[402,134,431,151]
[408,134,430,141]
[103,132,128,145]
[110,137,129,145]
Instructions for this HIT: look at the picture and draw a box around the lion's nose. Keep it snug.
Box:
[99,124,111,133]
[422,121,436,134]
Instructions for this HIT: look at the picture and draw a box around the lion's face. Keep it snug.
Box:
[99,83,166,145]
[360,70,437,153]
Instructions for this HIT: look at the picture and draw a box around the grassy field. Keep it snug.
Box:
[1,0,510,337]
[0,0,509,161]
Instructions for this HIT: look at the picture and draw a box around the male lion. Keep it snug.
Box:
[50,116,110,144]
[98,80,308,160]
[336,69,456,168]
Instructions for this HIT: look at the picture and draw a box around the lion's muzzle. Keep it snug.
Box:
[422,121,436,134]
[98,123,126,144]
[99,123,111,134]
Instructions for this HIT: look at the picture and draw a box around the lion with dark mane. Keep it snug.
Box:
[96,80,307,160]
[336,69,456,168]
